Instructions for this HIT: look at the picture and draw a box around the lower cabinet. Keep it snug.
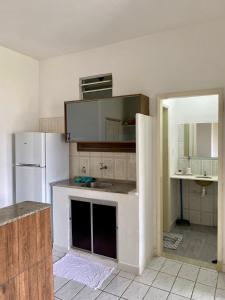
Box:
[71,200,117,259]
[71,200,91,251]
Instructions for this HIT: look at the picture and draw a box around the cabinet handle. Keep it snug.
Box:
[66,132,71,142]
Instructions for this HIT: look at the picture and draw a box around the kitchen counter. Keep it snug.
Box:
[171,174,218,182]
[0,201,50,226]
[0,201,53,299]
[51,178,136,194]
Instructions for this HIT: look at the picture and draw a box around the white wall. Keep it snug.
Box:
[164,95,218,125]
[39,18,225,261]
[0,46,39,207]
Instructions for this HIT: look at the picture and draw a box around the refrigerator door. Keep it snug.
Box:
[16,166,46,203]
[15,132,46,166]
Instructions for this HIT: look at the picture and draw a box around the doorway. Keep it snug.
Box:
[157,89,223,269]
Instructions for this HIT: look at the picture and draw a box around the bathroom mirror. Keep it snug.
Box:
[179,122,218,158]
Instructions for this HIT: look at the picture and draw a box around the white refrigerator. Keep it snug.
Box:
[15,132,69,204]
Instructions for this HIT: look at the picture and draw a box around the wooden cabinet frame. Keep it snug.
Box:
[64,94,149,152]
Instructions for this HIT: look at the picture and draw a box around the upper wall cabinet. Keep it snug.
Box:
[64,94,149,152]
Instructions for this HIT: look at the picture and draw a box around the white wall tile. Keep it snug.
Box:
[102,158,115,179]
[190,210,201,224]
[177,159,188,173]
[213,213,217,226]
[201,212,213,226]
[115,159,127,180]
[178,124,184,142]
[200,194,213,213]
[189,194,201,211]
[90,157,102,178]
[70,156,80,177]
[127,158,136,181]
[79,157,90,175]
[202,160,212,176]
[190,159,202,175]
[212,160,218,176]
[70,143,78,156]
[178,142,184,158]
[79,151,90,157]
[90,152,102,158]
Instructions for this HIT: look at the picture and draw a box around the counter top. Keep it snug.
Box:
[0,201,51,226]
[51,178,136,194]
[171,174,218,182]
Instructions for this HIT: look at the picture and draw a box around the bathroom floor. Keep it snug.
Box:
[164,224,217,263]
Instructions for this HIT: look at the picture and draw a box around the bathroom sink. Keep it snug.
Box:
[195,175,212,179]
[194,179,212,187]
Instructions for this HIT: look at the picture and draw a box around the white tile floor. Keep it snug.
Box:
[53,251,225,300]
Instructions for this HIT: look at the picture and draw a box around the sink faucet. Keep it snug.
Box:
[99,163,107,170]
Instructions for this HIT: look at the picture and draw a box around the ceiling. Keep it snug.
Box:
[0,0,225,59]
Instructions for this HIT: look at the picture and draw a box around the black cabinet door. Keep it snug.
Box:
[93,203,117,259]
[71,200,91,251]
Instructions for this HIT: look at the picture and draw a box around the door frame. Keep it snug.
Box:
[156,88,224,270]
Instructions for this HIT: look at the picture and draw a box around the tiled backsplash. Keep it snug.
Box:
[177,158,218,176]
[39,117,136,181]
[70,144,136,180]
[181,180,217,227]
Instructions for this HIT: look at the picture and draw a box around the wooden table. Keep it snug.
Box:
[0,201,53,299]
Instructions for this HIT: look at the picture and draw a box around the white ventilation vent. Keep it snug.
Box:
[80,74,112,100]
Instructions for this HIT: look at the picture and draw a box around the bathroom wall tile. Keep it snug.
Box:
[79,157,90,175]
[183,193,189,210]
[177,159,188,173]
[127,158,136,181]
[90,157,102,178]
[202,160,212,176]
[183,209,190,221]
[212,160,218,176]
[201,212,213,226]
[189,180,201,194]
[189,210,201,224]
[115,159,127,180]
[70,156,80,177]
[102,158,114,179]
[213,194,218,213]
[213,182,218,196]
[190,159,202,175]
[189,194,201,211]
[182,181,190,195]
[213,213,217,226]
[178,142,184,158]
[178,124,184,142]
[200,194,213,213]
[205,182,215,195]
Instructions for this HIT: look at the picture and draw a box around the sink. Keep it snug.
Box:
[88,182,113,189]
[195,175,212,179]
[194,179,212,187]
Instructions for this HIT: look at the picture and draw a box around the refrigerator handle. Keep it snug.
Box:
[16,163,42,167]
